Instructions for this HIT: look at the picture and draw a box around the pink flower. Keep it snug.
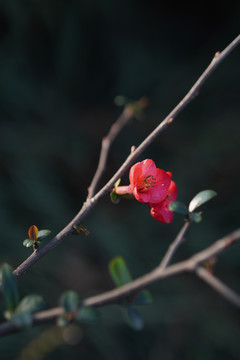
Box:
[149,178,178,223]
[128,159,171,203]
[113,159,178,224]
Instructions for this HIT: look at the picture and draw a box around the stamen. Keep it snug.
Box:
[138,175,156,192]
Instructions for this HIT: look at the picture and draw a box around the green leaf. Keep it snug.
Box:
[109,256,132,287]
[57,314,69,327]
[132,290,153,306]
[125,307,144,331]
[188,190,217,212]
[23,239,34,248]
[1,264,19,312]
[169,201,188,215]
[110,191,120,204]
[38,229,51,241]
[75,307,100,324]
[60,291,79,313]
[189,212,202,223]
[16,295,45,314]
[10,312,32,328]
[114,178,121,188]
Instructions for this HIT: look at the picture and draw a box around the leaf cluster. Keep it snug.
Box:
[1,264,45,328]
[109,256,152,330]
[170,190,217,223]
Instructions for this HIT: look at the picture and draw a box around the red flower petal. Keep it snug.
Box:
[129,159,157,187]
[149,180,178,223]
[129,159,171,204]
[150,203,174,223]
[167,180,178,202]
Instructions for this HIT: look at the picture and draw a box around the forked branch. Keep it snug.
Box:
[0,34,239,291]
[0,228,240,337]
[88,97,148,198]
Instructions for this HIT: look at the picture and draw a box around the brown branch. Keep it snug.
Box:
[83,228,240,307]
[158,221,191,269]
[196,266,240,308]
[0,228,239,337]
[0,34,239,289]
[0,307,63,337]
[88,98,148,199]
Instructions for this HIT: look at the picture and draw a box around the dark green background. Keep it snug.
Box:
[0,1,239,359]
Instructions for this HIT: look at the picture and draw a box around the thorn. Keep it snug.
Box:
[131,146,136,153]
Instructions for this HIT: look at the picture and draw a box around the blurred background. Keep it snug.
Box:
[0,0,239,359]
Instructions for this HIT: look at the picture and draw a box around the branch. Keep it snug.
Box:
[1,34,239,288]
[87,98,148,199]
[196,266,240,308]
[159,221,191,269]
[83,228,240,307]
[0,228,239,337]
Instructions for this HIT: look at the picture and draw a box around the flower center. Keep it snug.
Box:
[137,175,156,192]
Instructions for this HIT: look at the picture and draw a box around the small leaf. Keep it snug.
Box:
[110,178,122,204]
[110,191,120,204]
[57,314,69,327]
[169,201,188,215]
[4,310,12,320]
[109,256,132,287]
[38,230,51,241]
[132,290,153,306]
[10,312,33,328]
[75,307,100,324]
[28,225,39,241]
[188,190,217,212]
[73,224,90,236]
[1,264,19,312]
[23,239,34,248]
[125,307,144,331]
[114,178,121,188]
[16,295,45,314]
[60,291,79,313]
[189,212,202,223]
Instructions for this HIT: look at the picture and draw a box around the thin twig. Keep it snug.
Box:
[0,34,239,289]
[159,221,191,269]
[83,228,240,307]
[196,266,240,308]
[0,307,64,336]
[88,98,148,198]
[0,228,239,337]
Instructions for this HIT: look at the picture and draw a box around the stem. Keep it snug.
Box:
[159,221,191,269]
[87,104,137,199]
